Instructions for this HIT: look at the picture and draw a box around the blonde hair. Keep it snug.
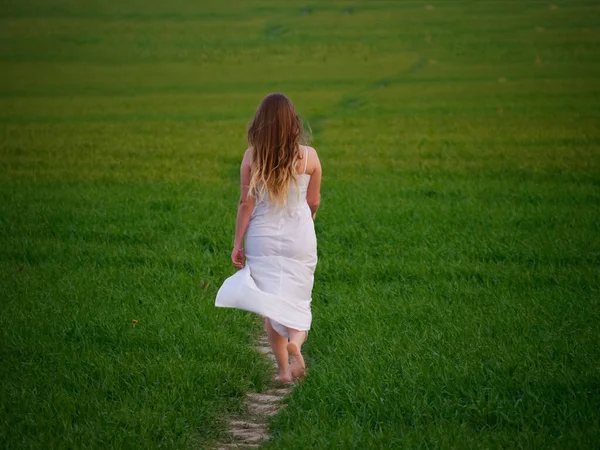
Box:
[247,93,308,205]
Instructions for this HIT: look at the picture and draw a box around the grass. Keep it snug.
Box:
[1,0,599,448]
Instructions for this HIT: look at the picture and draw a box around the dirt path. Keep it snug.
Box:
[215,333,293,449]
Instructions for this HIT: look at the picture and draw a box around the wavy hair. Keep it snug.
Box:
[247,93,308,205]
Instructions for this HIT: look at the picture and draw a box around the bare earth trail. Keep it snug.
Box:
[215,333,293,449]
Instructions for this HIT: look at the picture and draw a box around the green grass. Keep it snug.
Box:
[1,0,599,448]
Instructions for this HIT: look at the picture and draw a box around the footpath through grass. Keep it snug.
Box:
[1,1,599,448]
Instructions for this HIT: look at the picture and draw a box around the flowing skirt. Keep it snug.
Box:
[216,203,317,337]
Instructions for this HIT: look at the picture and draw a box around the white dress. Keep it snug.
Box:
[215,147,317,338]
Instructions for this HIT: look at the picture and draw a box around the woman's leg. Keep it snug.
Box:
[264,317,291,383]
[287,329,307,380]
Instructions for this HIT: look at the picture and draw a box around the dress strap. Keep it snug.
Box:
[303,147,309,174]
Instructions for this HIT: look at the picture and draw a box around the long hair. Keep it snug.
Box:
[247,93,307,205]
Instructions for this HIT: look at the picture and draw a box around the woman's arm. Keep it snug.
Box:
[306,148,322,220]
[231,150,255,268]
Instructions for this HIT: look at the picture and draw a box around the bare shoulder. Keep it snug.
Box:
[302,145,318,155]
[242,148,253,166]
[300,145,321,175]
[300,145,320,161]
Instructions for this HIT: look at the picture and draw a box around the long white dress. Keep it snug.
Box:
[215,147,317,338]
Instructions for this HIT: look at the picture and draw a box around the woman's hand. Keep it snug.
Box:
[231,247,245,269]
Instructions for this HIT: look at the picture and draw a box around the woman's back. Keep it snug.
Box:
[252,146,313,214]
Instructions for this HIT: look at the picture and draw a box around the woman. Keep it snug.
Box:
[216,93,322,384]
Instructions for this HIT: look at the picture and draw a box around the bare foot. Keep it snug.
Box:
[274,375,293,385]
[286,342,306,380]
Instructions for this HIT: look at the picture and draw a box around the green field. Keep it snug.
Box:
[1,1,599,448]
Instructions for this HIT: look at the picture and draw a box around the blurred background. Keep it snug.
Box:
[1,1,599,448]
